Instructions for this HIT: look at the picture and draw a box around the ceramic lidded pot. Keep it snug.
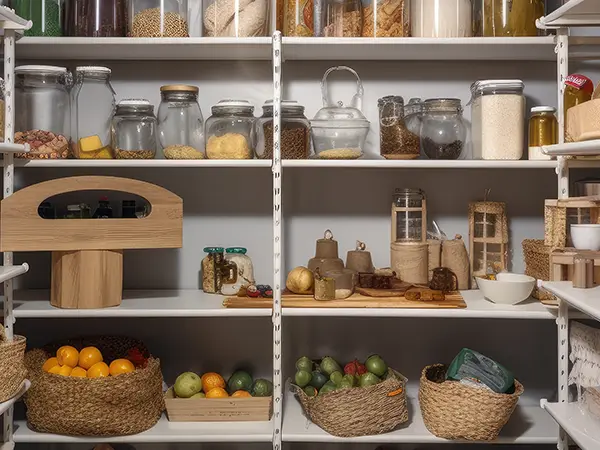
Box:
[308,229,345,274]
[346,240,374,273]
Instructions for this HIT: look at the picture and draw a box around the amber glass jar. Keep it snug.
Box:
[564,74,593,139]
[475,0,544,37]
[528,107,557,161]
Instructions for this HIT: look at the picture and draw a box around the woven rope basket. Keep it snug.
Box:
[25,336,164,437]
[293,369,408,437]
[522,239,558,302]
[419,364,523,441]
[0,327,27,403]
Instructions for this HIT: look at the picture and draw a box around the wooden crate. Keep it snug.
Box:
[164,388,272,422]
[550,249,600,285]
[544,197,600,248]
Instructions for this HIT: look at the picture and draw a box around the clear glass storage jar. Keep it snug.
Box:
[129,0,189,37]
[420,98,466,160]
[111,99,157,159]
[323,0,362,37]
[470,79,525,160]
[221,247,255,295]
[15,65,71,159]
[284,0,314,36]
[405,98,422,135]
[324,268,356,299]
[474,0,544,37]
[65,0,128,37]
[361,0,410,37]
[411,0,472,37]
[14,0,63,36]
[529,106,557,161]
[205,100,255,159]
[255,100,311,159]
[379,95,420,160]
[72,66,116,159]
[393,188,426,242]
[204,0,270,36]
[158,85,205,160]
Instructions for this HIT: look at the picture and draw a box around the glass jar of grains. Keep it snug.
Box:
[420,98,466,160]
[202,247,226,293]
[255,100,311,159]
[284,0,314,36]
[205,100,255,159]
[221,247,255,295]
[111,99,157,159]
[323,0,362,37]
[378,95,420,160]
[14,65,72,159]
[529,106,558,161]
[13,0,63,36]
[361,0,409,36]
[65,0,128,37]
[411,0,472,37]
[474,0,544,37]
[129,0,189,37]
[203,0,269,36]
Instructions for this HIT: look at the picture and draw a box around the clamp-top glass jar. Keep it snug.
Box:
[129,0,189,37]
[255,100,311,159]
[205,100,255,159]
[111,99,157,159]
[15,65,72,159]
[158,85,205,159]
[72,66,116,159]
[420,98,466,160]
[65,0,128,37]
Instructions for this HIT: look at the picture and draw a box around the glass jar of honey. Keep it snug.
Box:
[528,107,557,160]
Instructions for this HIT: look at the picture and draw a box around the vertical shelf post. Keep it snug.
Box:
[556,28,569,199]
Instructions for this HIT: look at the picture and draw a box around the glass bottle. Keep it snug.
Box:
[158,85,204,159]
[72,66,116,159]
[412,0,472,37]
[122,200,137,218]
[323,0,362,37]
[361,0,410,36]
[129,0,189,37]
[205,100,255,159]
[393,188,426,242]
[255,100,310,159]
[14,65,72,159]
[13,0,63,36]
[529,107,558,161]
[93,197,113,218]
[474,0,544,37]
[65,0,127,36]
[111,99,157,159]
[420,98,466,160]
[203,0,269,36]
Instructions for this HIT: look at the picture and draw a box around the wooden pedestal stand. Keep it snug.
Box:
[1,176,183,309]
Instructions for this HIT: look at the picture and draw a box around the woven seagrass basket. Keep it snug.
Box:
[25,336,164,437]
[0,326,27,403]
[419,364,523,441]
[293,369,408,437]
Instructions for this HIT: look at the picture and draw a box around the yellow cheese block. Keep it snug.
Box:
[79,135,103,152]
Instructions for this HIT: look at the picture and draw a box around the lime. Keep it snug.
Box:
[227,370,253,394]
[252,379,273,397]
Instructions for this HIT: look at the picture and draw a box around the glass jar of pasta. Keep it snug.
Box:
[323,0,362,37]
[361,0,410,37]
[284,0,314,36]
[474,0,544,37]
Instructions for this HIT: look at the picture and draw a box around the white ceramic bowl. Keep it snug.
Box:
[476,273,535,305]
[571,224,600,251]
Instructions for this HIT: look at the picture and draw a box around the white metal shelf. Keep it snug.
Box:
[14,159,271,168]
[542,400,600,450]
[0,381,29,416]
[0,264,28,284]
[13,415,273,443]
[541,281,600,321]
[283,159,558,169]
[542,140,600,157]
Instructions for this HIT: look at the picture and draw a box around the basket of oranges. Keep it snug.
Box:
[0,326,26,403]
[24,336,164,437]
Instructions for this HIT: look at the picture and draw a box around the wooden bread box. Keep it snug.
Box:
[0,176,183,309]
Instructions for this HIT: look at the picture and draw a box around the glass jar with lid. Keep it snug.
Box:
[204,0,270,36]
[379,95,420,160]
[470,79,525,160]
[411,0,472,37]
[311,66,370,160]
[255,100,311,159]
[324,268,356,299]
[361,0,410,36]
[323,0,362,37]
[202,247,225,293]
[529,106,558,161]
[72,66,116,159]
[65,0,127,37]
[221,247,255,295]
[205,100,255,159]
[14,65,72,159]
[393,188,426,242]
[158,85,205,160]
[129,0,189,37]
[13,0,63,36]
[420,98,466,160]
[111,99,157,159]
[474,0,544,36]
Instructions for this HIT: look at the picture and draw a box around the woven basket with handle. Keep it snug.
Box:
[0,326,27,403]
[419,364,523,441]
[293,369,408,437]
[24,336,164,437]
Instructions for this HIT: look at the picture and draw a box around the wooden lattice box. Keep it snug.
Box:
[545,197,600,248]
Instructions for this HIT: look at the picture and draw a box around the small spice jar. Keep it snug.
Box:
[379,95,420,160]
[255,100,311,159]
[202,247,226,293]
[221,247,255,295]
[325,268,356,299]
[323,0,362,37]
[13,0,63,36]
[205,100,255,159]
[129,0,189,37]
[204,0,270,36]
[111,99,157,160]
[529,106,558,161]
[420,98,466,160]
[158,85,205,160]
[65,0,127,37]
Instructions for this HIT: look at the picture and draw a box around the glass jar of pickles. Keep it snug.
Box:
[528,107,557,161]
[474,0,544,37]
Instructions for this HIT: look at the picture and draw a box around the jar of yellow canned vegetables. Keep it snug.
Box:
[474,0,544,37]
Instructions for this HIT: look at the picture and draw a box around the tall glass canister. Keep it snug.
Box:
[13,0,63,36]
[361,0,410,36]
[65,0,128,37]
[204,0,270,36]
[474,0,544,36]
[129,0,189,37]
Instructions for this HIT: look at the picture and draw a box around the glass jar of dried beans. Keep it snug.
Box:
[255,100,311,159]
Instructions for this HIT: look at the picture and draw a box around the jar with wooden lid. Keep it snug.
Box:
[528,107,557,161]
[474,0,544,37]
[255,100,310,159]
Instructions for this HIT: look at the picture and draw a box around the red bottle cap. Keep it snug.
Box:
[565,74,594,95]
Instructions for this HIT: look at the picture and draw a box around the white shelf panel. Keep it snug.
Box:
[15,37,272,60]
[283,290,559,319]
[282,36,556,61]
[284,159,558,169]
[11,290,271,318]
[14,159,271,168]
[542,401,600,450]
[538,0,600,28]
[0,263,29,283]
[13,415,273,443]
[541,281,600,322]
[542,140,600,157]
[0,380,30,416]
[283,389,556,444]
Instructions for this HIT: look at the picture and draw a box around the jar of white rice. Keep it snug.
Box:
[470,80,525,160]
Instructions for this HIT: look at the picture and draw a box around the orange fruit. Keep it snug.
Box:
[71,367,88,378]
[201,372,226,393]
[48,365,62,375]
[42,357,59,373]
[56,345,79,368]
[231,390,252,398]
[87,361,110,378]
[109,359,135,376]
[57,365,73,377]
[78,347,103,370]
[206,387,229,398]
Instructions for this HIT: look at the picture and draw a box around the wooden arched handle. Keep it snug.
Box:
[1,176,183,252]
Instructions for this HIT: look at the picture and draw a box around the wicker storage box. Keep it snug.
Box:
[567,99,600,142]
[24,336,164,437]
[0,327,26,403]
[419,364,523,441]
[293,369,408,437]
[522,239,557,302]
